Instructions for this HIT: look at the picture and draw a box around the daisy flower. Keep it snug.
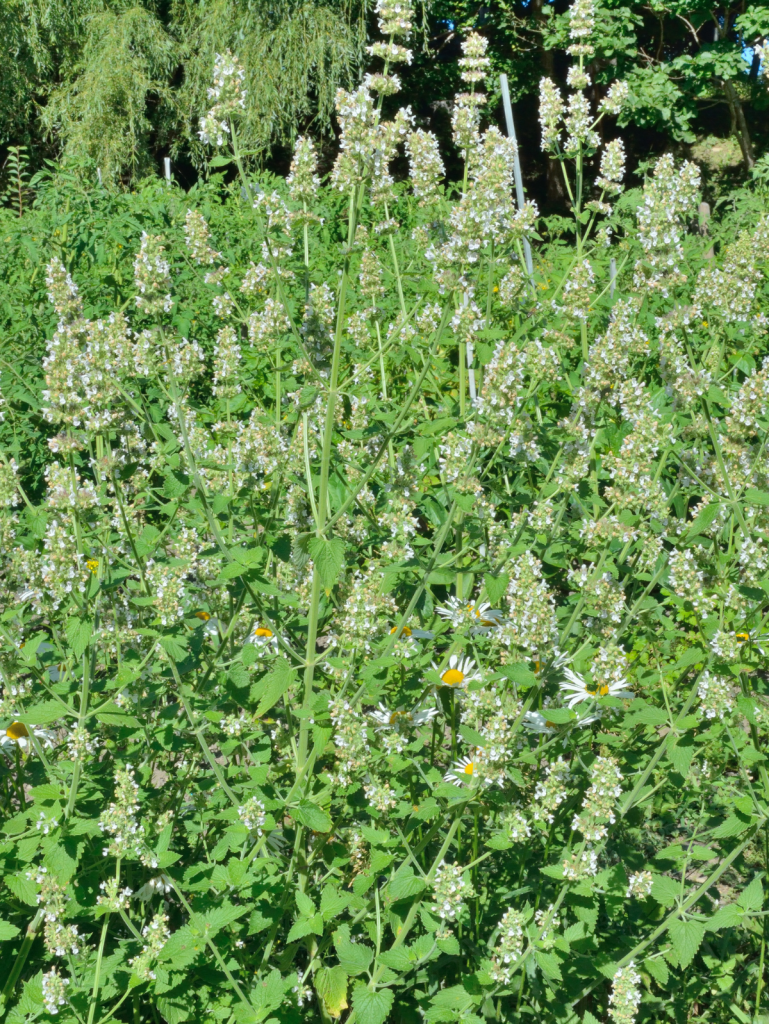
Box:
[736,629,769,656]
[194,611,221,638]
[1,721,56,755]
[369,703,438,729]
[559,668,633,708]
[436,598,503,631]
[431,654,479,690]
[444,756,480,786]
[522,711,558,735]
[246,624,279,652]
[389,624,435,640]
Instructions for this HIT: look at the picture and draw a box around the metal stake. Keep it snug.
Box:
[499,74,534,282]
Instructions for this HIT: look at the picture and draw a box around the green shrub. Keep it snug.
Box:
[2,8,769,1024]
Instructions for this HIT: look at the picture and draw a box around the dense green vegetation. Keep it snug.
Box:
[3,3,769,1024]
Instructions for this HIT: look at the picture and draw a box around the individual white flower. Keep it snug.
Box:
[625,870,653,899]
[431,654,480,690]
[135,874,174,901]
[559,668,633,707]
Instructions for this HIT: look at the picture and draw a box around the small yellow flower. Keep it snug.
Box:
[390,625,412,637]
[86,559,99,574]
[195,611,211,621]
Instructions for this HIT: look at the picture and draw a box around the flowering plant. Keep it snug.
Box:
[1,4,769,1023]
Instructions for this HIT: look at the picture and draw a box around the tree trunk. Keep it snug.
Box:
[723,79,755,170]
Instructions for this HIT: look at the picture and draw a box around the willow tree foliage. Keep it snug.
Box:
[3,0,370,182]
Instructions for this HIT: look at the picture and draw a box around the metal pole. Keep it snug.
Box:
[499,73,534,281]
[164,157,172,182]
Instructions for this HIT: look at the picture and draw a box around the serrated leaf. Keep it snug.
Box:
[351,984,394,1024]
[744,489,769,506]
[668,918,704,968]
[335,938,374,976]
[307,536,345,592]
[486,834,513,851]
[644,956,669,986]
[737,876,764,912]
[666,734,694,775]
[320,885,352,920]
[534,950,562,981]
[65,617,92,658]
[296,891,316,918]
[18,700,64,726]
[315,966,348,1017]
[483,573,508,606]
[706,904,743,931]
[292,799,332,833]
[0,919,21,941]
[436,934,460,955]
[388,868,426,901]
[712,811,753,838]
[250,658,294,717]
[651,875,679,907]
[286,918,315,943]
[378,948,411,971]
[687,501,721,537]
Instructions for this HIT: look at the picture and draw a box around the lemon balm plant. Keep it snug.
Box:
[3,2,769,1023]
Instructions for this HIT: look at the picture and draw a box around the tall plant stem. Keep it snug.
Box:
[297,185,360,771]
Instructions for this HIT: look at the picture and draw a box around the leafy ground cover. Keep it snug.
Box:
[2,5,769,1024]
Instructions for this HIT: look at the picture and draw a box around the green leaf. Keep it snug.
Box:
[315,966,348,1017]
[378,949,411,971]
[666,734,694,775]
[436,934,461,955]
[643,956,669,986]
[486,834,513,851]
[18,700,64,726]
[308,536,345,592]
[0,919,21,941]
[712,811,753,838]
[534,950,562,981]
[388,868,426,901]
[286,918,315,943]
[737,876,764,912]
[483,573,508,606]
[5,873,38,906]
[686,501,721,537]
[535,707,574,725]
[651,875,679,907]
[65,616,92,658]
[351,983,394,1024]
[292,799,332,833]
[335,938,374,976]
[744,489,769,506]
[320,885,353,921]
[296,891,316,917]
[668,918,704,969]
[706,904,743,931]
[159,634,189,663]
[251,658,295,717]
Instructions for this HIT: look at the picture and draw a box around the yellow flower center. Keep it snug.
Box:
[6,721,29,740]
[195,611,211,621]
[442,668,465,686]
[254,627,273,638]
[736,632,750,642]
[463,762,475,775]
[390,626,412,637]
[586,683,610,697]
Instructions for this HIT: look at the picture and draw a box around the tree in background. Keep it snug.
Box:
[1,0,369,183]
